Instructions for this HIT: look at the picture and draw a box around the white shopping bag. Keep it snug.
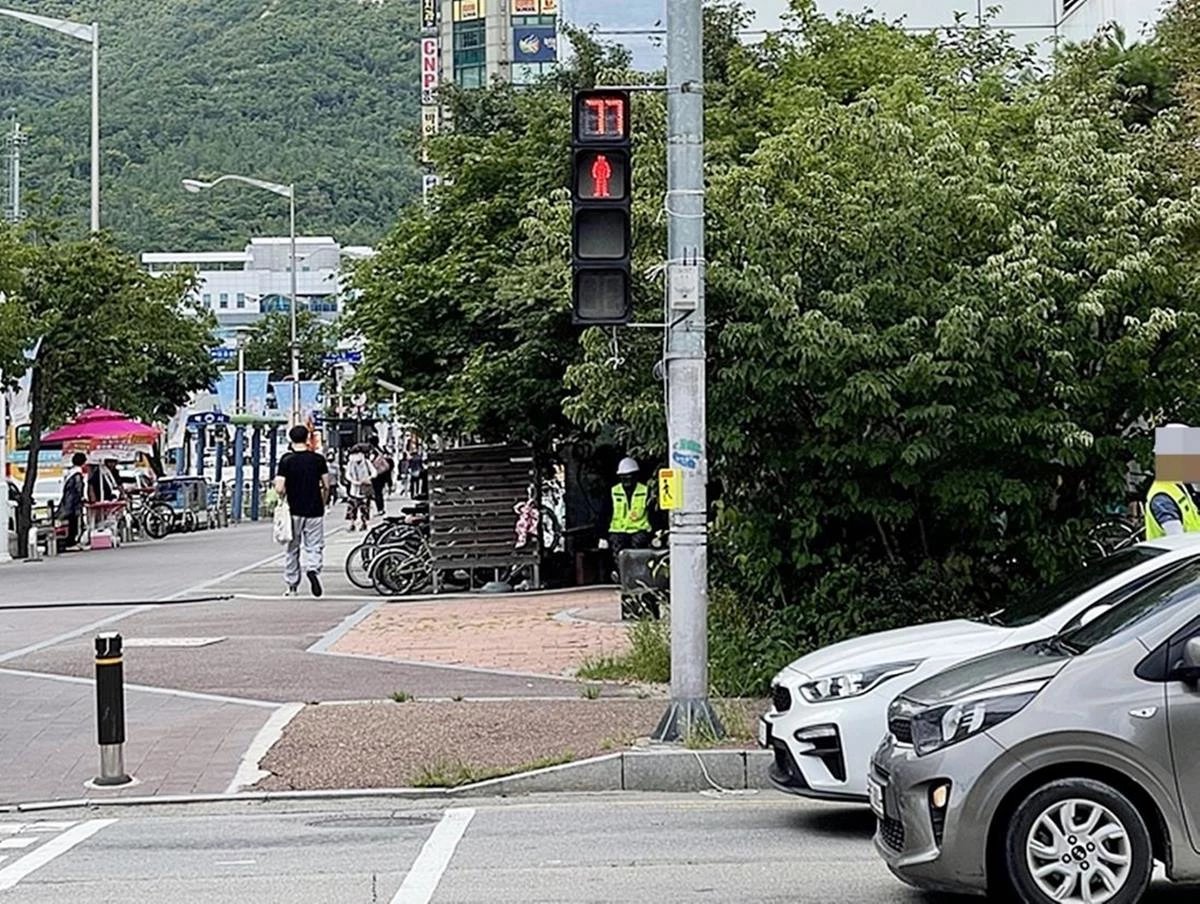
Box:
[273,497,293,544]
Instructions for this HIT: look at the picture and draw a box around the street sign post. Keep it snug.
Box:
[323,350,363,366]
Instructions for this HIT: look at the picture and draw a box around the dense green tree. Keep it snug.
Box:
[0,0,420,250]
[350,1,1200,691]
[346,35,641,450]
[242,310,333,383]
[569,4,1200,661]
[2,231,217,555]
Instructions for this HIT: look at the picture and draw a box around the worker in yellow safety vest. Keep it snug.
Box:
[609,456,653,557]
[1145,480,1200,539]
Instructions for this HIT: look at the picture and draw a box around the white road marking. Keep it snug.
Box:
[214,859,257,866]
[225,701,305,793]
[0,667,278,708]
[390,808,475,904]
[0,819,116,891]
[0,608,153,664]
[0,825,23,835]
[0,838,36,849]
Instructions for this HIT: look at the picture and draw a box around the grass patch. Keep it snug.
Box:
[580,684,602,700]
[390,690,414,703]
[411,753,576,788]
[577,618,670,683]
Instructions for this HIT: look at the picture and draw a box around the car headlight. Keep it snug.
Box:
[799,661,922,704]
[910,679,1049,756]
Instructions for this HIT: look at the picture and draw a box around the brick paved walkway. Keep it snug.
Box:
[331,590,631,676]
[0,670,272,805]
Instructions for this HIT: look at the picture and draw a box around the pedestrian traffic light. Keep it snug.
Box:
[572,90,632,325]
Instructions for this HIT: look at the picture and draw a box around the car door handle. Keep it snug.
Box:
[1130,707,1158,719]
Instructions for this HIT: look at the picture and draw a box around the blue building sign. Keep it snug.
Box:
[513,26,557,63]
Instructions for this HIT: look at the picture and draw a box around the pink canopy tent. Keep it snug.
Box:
[42,408,160,460]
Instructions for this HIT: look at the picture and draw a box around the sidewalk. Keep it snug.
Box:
[0,670,273,805]
[331,589,630,676]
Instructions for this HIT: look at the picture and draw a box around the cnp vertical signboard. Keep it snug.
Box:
[420,37,439,105]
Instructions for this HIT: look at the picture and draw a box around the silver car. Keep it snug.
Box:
[873,556,1200,903]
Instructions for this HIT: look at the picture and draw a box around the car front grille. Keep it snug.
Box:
[771,683,792,713]
[888,716,913,746]
[879,816,906,853]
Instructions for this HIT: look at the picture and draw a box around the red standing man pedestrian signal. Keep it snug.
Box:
[591,154,612,199]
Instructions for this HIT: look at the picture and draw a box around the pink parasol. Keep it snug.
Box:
[42,408,160,445]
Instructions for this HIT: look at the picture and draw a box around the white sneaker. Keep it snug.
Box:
[283,586,298,597]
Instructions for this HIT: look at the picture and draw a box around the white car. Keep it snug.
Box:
[760,536,1200,801]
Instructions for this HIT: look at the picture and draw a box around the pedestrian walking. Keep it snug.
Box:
[369,438,392,514]
[344,444,374,532]
[407,443,425,498]
[58,452,88,551]
[275,424,331,597]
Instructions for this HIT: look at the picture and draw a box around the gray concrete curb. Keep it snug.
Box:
[453,749,773,795]
[0,750,774,813]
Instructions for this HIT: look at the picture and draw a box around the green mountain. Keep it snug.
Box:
[0,0,421,250]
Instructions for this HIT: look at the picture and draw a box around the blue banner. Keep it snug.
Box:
[244,371,270,416]
[214,373,237,415]
[300,381,322,418]
[513,26,557,63]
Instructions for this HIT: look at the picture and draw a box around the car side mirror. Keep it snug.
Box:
[1172,637,1200,685]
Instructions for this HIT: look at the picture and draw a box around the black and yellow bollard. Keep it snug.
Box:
[94,632,131,786]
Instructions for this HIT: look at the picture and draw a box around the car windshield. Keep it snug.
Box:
[1062,558,1200,653]
[978,547,1165,628]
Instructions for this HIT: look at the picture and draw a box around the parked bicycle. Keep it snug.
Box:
[344,504,429,592]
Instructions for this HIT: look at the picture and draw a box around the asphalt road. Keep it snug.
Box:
[1,793,1196,903]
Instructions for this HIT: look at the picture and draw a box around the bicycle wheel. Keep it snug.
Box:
[371,545,430,596]
[344,543,377,590]
[141,503,173,540]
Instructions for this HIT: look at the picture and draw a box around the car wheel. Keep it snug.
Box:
[1005,778,1152,904]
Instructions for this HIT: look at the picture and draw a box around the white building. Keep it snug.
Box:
[142,237,373,343]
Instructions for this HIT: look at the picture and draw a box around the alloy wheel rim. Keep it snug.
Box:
[1025,798,1132,904]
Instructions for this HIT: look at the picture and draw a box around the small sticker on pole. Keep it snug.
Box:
[658,468,682,510]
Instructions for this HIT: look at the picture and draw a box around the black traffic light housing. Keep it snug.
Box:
[571,89,632,325]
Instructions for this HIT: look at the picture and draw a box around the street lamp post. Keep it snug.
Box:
[0,362,10,564]
[0,9,100,232]
[182,175,300,426]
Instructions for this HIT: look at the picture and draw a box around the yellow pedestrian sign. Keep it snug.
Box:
[658,468,682,510]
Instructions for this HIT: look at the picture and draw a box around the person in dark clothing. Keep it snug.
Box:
[275,425,331,598]
[407,444,425,498]
[58,452,88,550]
[368,439,391,515]
[88,457,122,503]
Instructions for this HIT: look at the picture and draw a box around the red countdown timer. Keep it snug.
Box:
[575,93,630,142]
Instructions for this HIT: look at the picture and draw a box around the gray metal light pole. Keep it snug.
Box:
[7,120,26,222]
[653,0,720,741]
[182,174,301,425]
[0,10,100,232]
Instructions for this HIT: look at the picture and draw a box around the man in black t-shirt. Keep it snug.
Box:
[275,425,331,597]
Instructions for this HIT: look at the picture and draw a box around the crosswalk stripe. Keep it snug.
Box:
[0,825,24,836]
[0,839,36,849]
[0,820,117,891]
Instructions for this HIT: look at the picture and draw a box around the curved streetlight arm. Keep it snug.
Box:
[0,8,94,42]
[183,174,293,199]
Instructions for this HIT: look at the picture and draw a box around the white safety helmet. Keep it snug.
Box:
[616,457,640,476]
